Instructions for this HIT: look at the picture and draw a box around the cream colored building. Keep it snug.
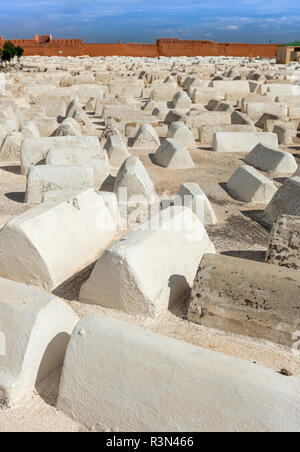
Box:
[277,42,300,64]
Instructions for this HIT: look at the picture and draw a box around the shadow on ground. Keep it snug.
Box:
[5,192,25,203]
[221,249,266,263]
[0,165,21,175]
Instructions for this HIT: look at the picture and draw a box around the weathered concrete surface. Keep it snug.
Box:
[212,132,278,153]
[172,90,192,109]
[0,132,23,161]
[0,189,119,290]
[57,313,300,432]
[45,145,109,186]
[198,124,255,144]
[262,177,300,228]
[246,102,288,120]
[32,118,58,138]
[151,84,177,102]
[19,120,41,139]
[266,215,300,270]
[227,165,277,203]
[188,254,300,346]
[177,183,217,225]
[52,118,81,137]
[25,165,94,204]
[273,124,296,146]
[113,156,156,207]
[245,143,298,175]
[132,124,160,149]
[294,165,300,176]
[100,124,123,147]
[20,136,102,176]
[0,277,78,405]
[104,135,130,168]
[153,138,195,169]
[167,122,195,148]
[79,207,215,318]
[2,52,300,432]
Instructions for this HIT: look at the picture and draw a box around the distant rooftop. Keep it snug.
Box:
[278,41,300,47]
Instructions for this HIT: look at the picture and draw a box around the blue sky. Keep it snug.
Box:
[0,0,299,44]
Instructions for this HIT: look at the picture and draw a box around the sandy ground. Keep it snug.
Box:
[0,127,299,431]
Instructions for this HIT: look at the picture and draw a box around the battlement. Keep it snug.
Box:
[34,34,53,44]
[0,34,277,59]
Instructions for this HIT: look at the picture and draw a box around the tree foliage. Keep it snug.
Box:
[0,41,24,64]
[16,46,24,59]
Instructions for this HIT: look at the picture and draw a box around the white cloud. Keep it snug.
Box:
[225,25,239,30]
[217,25,239,31]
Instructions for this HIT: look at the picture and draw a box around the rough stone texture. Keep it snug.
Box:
[262,177,300,228]
[231,110,254,126]
[210,80,250,96]
[188,254,300,346]
[172,91,192,109]
[19,120,41,139]
[45,145,109,186]
[33,118,58,138]
[153,138,195,169]
[198,124,255,144]
[212,131,278,153]
[273,124,296,146]
[66,100,81,118]
[132,124,160,149]
[227,165,277,203]
[192,87,223,103]
[1,51,300,432]
[113,156,156,206]
[20,136,102,177]
[151,84,177,102]
[167,122,195,148]
[266,215,300,270]
[25,165,94,204]
[52,118,81,137]
[246,102,288,120]
[57,313,300,432]
[190,111,231,128]
[100,124,123,146]
[72,108,97,136]
[256,114,280,130]
[245,143,298,175]
[104,134,130,168]
[0,132,23,161]
[207,100,234,113]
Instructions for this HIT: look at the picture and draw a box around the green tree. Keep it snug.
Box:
[3,41,16,61]
[0,41,24,65]
[15,46,24,61]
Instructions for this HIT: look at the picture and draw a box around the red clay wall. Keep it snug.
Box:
[157,39,219,57]
[217,42,277,58]
[0,36,277,59]
[124,43,158,58]
[157,39,277,58]
[82,43,126,57]
[82,43,158,57]
[1,38,83,57]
